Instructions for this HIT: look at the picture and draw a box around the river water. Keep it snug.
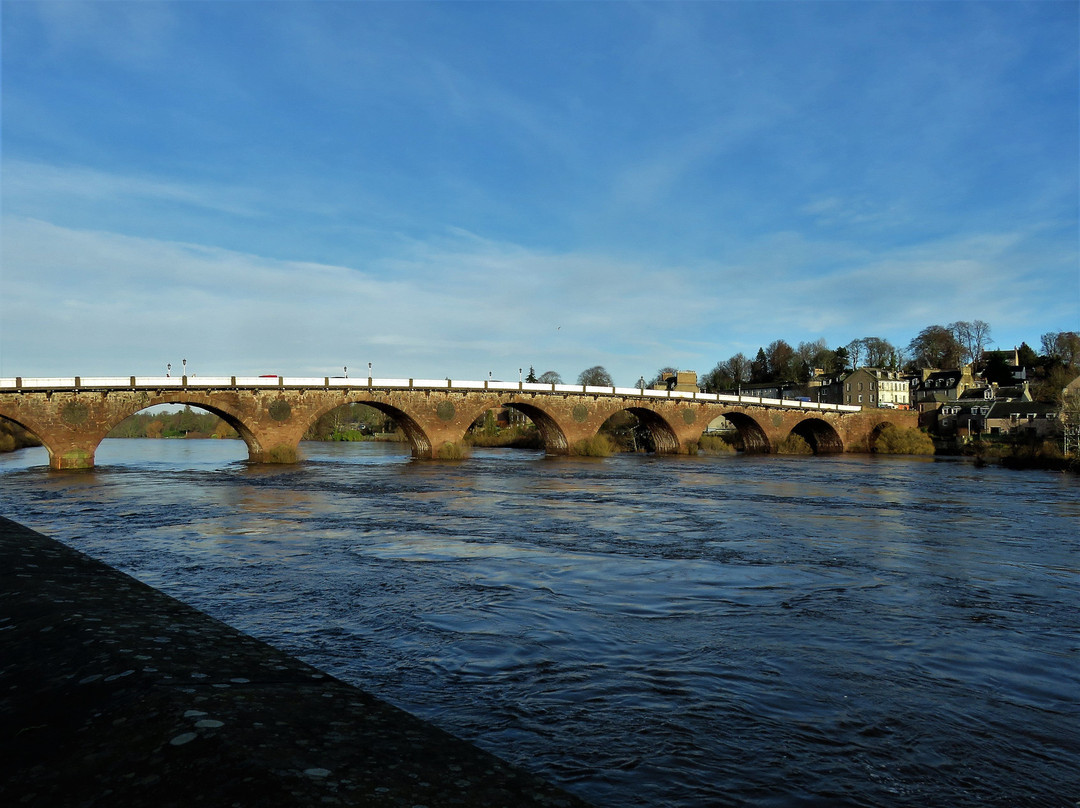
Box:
[1,439,1077,807]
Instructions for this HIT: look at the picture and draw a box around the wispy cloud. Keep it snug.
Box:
[3,159,261,218]
[3,211,1071,381]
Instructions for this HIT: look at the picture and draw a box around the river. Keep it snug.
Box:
[1,439,1077,807]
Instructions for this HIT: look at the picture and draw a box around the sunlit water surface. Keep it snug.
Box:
[1,440,1078,807]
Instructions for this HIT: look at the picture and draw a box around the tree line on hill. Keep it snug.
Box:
[107,407,238,439]
[523,324,1078,405]
[692,323,1079,403]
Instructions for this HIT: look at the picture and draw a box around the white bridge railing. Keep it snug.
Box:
[0,376,862,413]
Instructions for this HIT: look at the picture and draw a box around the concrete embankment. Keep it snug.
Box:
[0,516,590,807]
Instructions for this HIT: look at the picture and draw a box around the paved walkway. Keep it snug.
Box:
[0,516,590,807]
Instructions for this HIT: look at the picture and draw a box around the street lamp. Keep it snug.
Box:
[344,366,348,378]
[167,363,171,378]
[368,362,372,379]
[182,358,187,377]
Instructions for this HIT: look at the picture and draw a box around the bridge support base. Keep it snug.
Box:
[51,449,95,471]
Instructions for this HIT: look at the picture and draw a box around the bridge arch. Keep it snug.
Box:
[787,418,844,454]
[303,398,436,458]
[502,402,568,453]
[603,407,681,454]
[718,412,772,453]
[107,397,261,455]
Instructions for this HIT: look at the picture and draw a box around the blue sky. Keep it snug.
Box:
[2,1,1077,385]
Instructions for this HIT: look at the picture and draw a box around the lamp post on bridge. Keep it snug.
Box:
[368,362,372,380]
[182,358,187,378]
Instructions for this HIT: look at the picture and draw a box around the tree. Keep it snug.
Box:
[796,339,832,375]
[700,362,727,393]
[1017,342,1039,368]
[749,348,769,384]
[951,320,993,367]
[845,339,864,370]
[982,352,1016,386]
[1041,331,1080,369]
[726,353,751,388]
[846,336,898,370]
[538,370,562,385]
[765,340,796,382]
[864,337,896,368]
[526,366,538,383]
[578,366,613,386]
[907,325,963,369]
[829,346,850,376]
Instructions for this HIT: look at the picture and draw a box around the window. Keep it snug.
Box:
[858,394,863,403]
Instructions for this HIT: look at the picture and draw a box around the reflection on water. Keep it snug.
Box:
[1,439,1079,807]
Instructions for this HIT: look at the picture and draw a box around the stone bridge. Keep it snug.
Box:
[0,376,918,469]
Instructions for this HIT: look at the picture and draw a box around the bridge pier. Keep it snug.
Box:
[48,440,99,470]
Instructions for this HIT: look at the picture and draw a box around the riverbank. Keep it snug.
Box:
[0,516,590,808]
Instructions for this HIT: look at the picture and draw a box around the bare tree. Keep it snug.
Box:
[861,337,897,368]
[538,370,562,384]
[951,320,993,367]
[700,354,751,392]
[845,338,864,369]
[725,353,751,387]
[1041,331,1080,369]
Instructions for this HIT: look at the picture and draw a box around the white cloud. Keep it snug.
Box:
[0,217,724,382]
[4,209,1074,384]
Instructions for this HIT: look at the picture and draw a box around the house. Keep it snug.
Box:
[829,368,911,409]
[911,366,979,409]
[983,401,1062,439]
[739,381,805,400]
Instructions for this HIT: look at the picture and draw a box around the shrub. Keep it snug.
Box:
[572,434,616,457]
[264,444,299,464]
[465,426,543,449]
[776,434,813,455]
[875,425,935,455]
[437,442,469,460]
[698,434,737,454]
[331,429,367,442]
